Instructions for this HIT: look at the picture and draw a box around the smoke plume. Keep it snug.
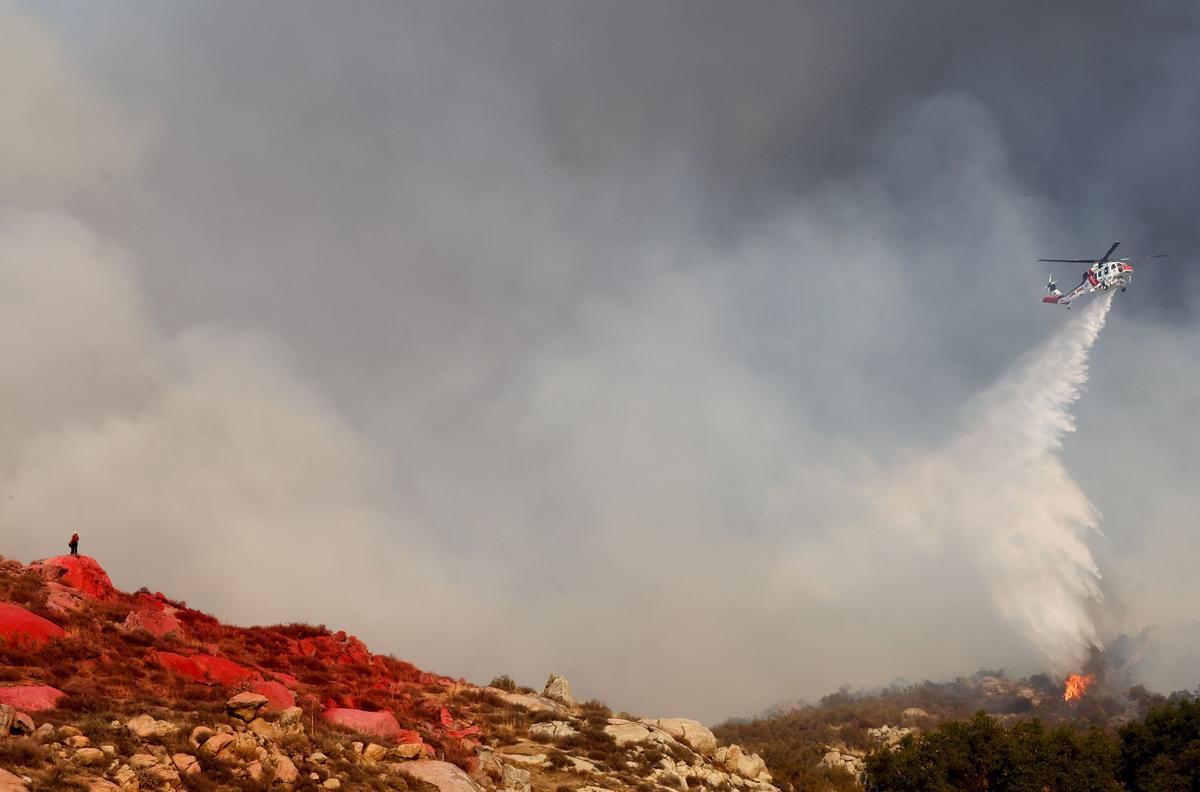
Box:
[7,1,1200,721]
[901,294,1114,671]
[937,293,1113,672]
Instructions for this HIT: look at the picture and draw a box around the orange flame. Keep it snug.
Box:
[1063,673,1095,702]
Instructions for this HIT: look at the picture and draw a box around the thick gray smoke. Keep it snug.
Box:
[4,1,1200,722]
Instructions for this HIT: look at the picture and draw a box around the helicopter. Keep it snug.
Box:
[1040,241,1168,308]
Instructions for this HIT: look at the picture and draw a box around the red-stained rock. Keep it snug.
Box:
[0,685,66,712]
[322,707,415,741]
[123,607,182,638]
[43,583,87,616]
[152,651,261,686]
[248,680,294,711]
[294,632,373,665]
[0,602,65,646]
[29,556,117,601]
[268,671,300,690]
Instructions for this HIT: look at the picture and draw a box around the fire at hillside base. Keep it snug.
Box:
[1063,672,1097,702]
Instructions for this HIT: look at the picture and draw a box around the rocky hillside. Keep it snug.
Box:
[0,553,777,792]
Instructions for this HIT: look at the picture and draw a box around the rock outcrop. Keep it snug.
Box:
[642,717,718,756]
[0,685,66,712]
[0,769,28,792]
[542,674,573,706]
[401,760,487,792]
[0,603,64,646]
[322,707,424,745]
[28,555,116,601]
[151,650,261,686]
[819,748,865,779]
[0,552,783,792]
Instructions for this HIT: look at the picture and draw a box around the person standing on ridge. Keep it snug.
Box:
[68,532,79,556]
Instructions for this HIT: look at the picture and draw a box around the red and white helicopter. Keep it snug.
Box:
[1040,241,1168,308]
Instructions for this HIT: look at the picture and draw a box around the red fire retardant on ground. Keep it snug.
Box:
[30,556,117,601]
[0,602,65,646]
[249,680,295,711]
[152,651,262,686]
[123,608,182,638]
[0,685,67,712]
[322,707,421,741]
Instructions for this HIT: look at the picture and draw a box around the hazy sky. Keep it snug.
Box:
[3,1,1199,723]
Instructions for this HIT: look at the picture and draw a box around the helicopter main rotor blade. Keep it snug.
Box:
[1038,258,1100,263]
[1100,241,1120,261]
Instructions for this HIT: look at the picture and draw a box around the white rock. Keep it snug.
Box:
[125,714,179,739]
[528,720,578,741]
[483,688,570,715]
[400,760,487,792]
[642,718,718,756]
[501,763,531,792]
[497,752,548,767]
[543,674,574,706]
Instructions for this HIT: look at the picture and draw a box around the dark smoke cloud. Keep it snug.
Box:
[4,0,1200,721]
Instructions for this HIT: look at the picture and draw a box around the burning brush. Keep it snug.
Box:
[1061,638,1143,703]
[1063,673,1096,702]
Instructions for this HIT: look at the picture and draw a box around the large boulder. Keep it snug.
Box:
[400,760,486,792]
[528,721,578,741]
[199,733,236,759]
[542,674,573,706]
[603,719,653,747]
[716,745,769,781]
[248,680,295,711]
[0,769,27,792]
[868,725,914,746]
[0,685,66,712]
[483,688,570,715]
[322,707,413,741]
[642,718,717,757]
[151,651,261,686]
[226,692,269,722]
[73,747,107,767]
[0,704,13,736]
[42,584,87,617]
[603,718,681,749]
[249,718,283,741]
[271,752,299,784]
[0,603,65,647]
[501,763,531,792]
[819,749,864,778]
[29,556,116,601]
[121,607,182,638]
[125,714,179,739]
[172,754,201,776]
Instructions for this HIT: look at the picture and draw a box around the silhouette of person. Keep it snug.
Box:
[68,532,79,556]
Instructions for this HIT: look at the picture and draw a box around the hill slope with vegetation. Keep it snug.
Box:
[0,552,777,792]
